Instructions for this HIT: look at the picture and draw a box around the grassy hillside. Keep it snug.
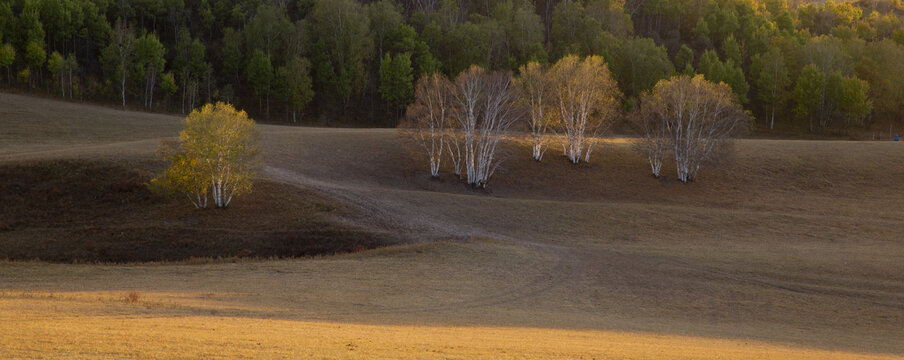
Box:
[0,93,902,359]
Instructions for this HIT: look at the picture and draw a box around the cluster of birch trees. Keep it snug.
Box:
[519,55,621,164]
[403,65,521,188]
[403,54,622,187]
[404,58,748,187]
[637,75,749,183]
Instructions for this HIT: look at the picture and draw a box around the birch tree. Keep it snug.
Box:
[516,61,555,162]
[172,31,207,114]
[837,77,871,126]
[47,51,64,97]
[246,50,273,119]
[64,53,77,98]
[277,56,315,124]
[135,33,165,109]
[639,75,748,183]
[101,19,135,109]
[402,72,454,177]
[310,0,373,108]
[635,91,670,178]
[549,55,621,164]
[752,47,790,130]
[452,65,523,187]
[153,103,260,209]
[793,64,825,132]
[0,44,13,86]
[153,143,209,209]
[367,0,404,65]
[24,41,45,86]
[188,103,260,208]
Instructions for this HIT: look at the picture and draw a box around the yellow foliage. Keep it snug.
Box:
[152,102,260,208]
[547,54,622,163]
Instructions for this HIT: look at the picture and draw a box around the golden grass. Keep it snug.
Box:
[1,294,899,360]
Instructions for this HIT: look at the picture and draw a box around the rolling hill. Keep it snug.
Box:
[1,92,902,359]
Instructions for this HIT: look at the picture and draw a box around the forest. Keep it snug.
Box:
[0,0,901,132]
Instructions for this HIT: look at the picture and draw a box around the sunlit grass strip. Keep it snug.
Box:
[1,296,898,360]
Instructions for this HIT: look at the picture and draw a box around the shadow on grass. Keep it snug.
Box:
[0,159,396,263]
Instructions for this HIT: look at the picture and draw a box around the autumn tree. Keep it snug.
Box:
[637,75,749,183]
[516,61,555,161]
[153,141,210,209]
[451,65,523,187]
[152,102,260,209]
[402,72,455,177]
[634,91,670,178]
[549,55,621,164]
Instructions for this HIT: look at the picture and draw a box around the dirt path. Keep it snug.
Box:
[264,165,584,317]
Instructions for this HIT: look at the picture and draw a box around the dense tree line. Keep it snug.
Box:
[0,0,901,131]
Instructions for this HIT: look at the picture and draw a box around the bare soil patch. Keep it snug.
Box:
[0,160,394,262]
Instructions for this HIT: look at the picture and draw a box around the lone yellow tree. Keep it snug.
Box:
[153,102,260,208]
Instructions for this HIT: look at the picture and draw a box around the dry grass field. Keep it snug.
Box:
[1,92,902,359]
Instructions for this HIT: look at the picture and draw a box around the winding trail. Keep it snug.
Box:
[265,165,583,316]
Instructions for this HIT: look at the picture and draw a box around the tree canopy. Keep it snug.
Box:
[0,0,903,132]
[152,102,260,209]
